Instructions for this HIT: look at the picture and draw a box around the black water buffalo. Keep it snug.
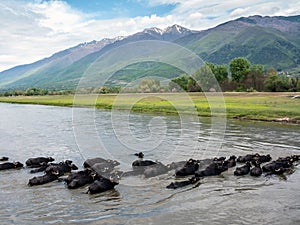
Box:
[132,152,157,168]
[0,162,23,170]
[87,178,119,194]
[291,154,300,162]
[234,162,251,176]
[237,154,255,163]
[175,159,199,177]
[134,152,144,159]
[30,164,50,173]
[223,155,236,168]
[237,153,272,164]
[64,169,100,189]
[166,176,200,189]
[195,160,228,177]
[45,160,78,176]
[262,156,295,175]
[213,156,226,162]
[28,173,59,186]
[254,154,272,163]
[26,157,55,168]
[132,160,157,167]
[0,157,9,161]
[250,161,262,177]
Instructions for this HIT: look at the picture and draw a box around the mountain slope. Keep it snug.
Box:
[0,24,192,90]
[0,38,123,89]
[175,15,300,68]
[0,15,299,90]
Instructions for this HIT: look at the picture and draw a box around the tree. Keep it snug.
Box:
[25,87,48,96]
[267,66,278,77]
[193,64,215,91]
[206,62,228,83]
[229,57,250,83]
[169,74,189,91]
[137,79,161,93]
[264,74,289,92]
[244,64,265,91]
[187,77,201,92]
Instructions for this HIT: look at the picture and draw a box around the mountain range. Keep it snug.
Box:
[0,15,299,90]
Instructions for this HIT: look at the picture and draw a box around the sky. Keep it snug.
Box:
[0,0,300,72]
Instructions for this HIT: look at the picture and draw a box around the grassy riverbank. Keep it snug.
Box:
[0,92,299,123]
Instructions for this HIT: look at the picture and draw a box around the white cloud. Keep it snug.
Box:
[0,0,299,72]
[28,1,84,34]
[230,8,251,17]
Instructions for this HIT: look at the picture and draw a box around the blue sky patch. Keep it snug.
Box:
[64,0,177,19]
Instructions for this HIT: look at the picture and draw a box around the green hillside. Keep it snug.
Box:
[177,26,300,70]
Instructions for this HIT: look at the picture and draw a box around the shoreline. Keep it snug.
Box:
[0,92,299,125]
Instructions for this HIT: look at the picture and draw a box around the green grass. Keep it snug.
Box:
[0,92,300,123]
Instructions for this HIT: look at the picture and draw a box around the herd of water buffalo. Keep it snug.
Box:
[0,152,299,193]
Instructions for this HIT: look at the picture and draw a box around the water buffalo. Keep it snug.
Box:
[0,162,23,170]
[64,169,100,189]
[30,164,50,173]
[291,154,300,162]
[237,154,255,163]
[0,157,9,161]
[132,160,157,167]
[262,156,295,175]
[26,157,55,168]
[234,162,251,176]
[28,173,59,186]
[237,153,272,164]
[213,156,226,162]
[175,159,199,177]
[87,178,119,194]
[45,160,78,176]
[166,176,200,189]
[250,161,262,177]
[223,155,236,168]
[134,152,144,159]
[195,160,228,177]
[132,152,157,169]
[254,154,272,163]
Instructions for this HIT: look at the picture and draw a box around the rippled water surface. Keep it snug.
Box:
[0,103,299,225]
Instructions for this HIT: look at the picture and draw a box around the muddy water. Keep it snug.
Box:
[0,103,299,225]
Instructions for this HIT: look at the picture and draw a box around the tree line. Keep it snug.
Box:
[170,57,300,92]
[1,57,299,96]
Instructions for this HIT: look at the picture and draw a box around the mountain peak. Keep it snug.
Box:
[163,24,191,34]
[141,24,193,41]
[143,24,192,36]
[143,27,164,35]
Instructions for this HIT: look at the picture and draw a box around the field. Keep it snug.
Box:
[0,92,300,123]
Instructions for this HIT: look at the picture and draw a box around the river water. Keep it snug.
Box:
[0,103,299,225]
